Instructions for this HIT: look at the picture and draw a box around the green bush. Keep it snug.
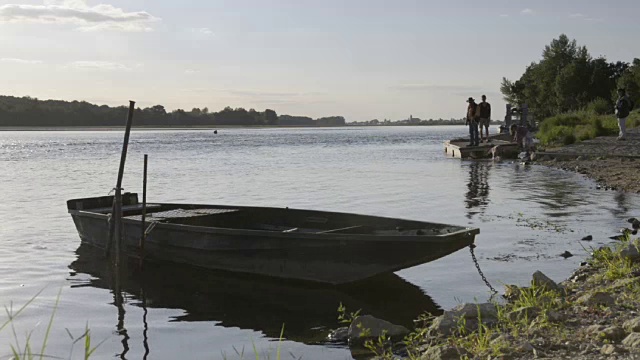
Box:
[586,98,612,115]
[538,125,575,145]
[537,109,638,146]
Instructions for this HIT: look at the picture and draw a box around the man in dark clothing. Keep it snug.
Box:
[466,97,480,146]
[615,88,632,140]
[478,95,491,143]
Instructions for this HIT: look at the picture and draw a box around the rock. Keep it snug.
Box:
[560,250,573,258]
[633,219,640,230]
[546,310,565,322]
[578,291,615,307]
[600,344,618,355]
[599,326,626,342]
[628,217,639,224]
[327,327,349,343]
[623,333,640,348]
[532,271,563,292]
[420,345,461,360]
[620,244,640,262]
[429,303,498,336]
[503,284,522,301]
[624,318,640,333]
[348,315,409,345]
[581,235,593,241]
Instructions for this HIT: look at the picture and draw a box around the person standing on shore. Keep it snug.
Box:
[478,95,491,143]
[466,97,480,146]
[615,88,632,141]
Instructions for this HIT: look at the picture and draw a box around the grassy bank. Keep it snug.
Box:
[537,109,640,146]
[353,223,640,359]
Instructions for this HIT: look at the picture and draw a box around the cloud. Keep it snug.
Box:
[585,17,604,22]
[191,27,214,36]
[69,61,132,71]
[499,14,509,18]
[569,13,584,18]
[0,58,43,64]
[184,69,199,75]
[0,0,160,32]
[521,8,535,15]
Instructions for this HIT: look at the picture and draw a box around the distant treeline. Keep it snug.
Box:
[349,117,501,126]
[0,95,346,127]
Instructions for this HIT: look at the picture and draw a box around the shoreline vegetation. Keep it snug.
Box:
[334,221,640,360]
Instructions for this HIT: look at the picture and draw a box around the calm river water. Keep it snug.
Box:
[1,126,638,359]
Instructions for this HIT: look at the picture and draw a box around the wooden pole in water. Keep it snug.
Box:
[139,154,148,268]
[113,100,136,268]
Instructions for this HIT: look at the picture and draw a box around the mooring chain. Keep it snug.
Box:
[469,244,498,295]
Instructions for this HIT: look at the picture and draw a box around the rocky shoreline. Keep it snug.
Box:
[533,127,640,193]
[329,218,640,360]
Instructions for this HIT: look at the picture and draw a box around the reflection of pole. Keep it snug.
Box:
[139,154,148,268]
[115,289,130,360]
[142,288,150,360]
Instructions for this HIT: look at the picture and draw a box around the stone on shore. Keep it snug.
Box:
[599,326,626,342]
[327,327,349,343]
[624,318,640,333]
[601,344,620,355]
[420,345,463,360]
[582,235,593,241]
[623,333,640,348]
[578,291,616,307]
[532,271,563,292]
[430,303,498,336]
[348,315,409,345]
[620,243,640,262]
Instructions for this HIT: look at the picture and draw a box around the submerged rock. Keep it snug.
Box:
[348,315,409,345]
[581,235,593,241]
[560,250,574,259]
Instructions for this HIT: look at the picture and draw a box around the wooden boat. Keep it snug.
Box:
[67,193,479,285]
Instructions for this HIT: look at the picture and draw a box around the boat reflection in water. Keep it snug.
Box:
[68,244,442,354]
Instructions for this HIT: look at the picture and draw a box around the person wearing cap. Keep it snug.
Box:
[615,88,632,140]
[466,97,480,146]
[478,95,491,143]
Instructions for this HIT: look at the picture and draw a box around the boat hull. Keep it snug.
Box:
[68,198,478,285]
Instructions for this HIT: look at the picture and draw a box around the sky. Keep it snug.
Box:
[0,0,639,122]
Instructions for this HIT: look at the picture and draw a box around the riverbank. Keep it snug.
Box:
[535,127,640,193]
[339,218,640,359]
[416,218,640,360]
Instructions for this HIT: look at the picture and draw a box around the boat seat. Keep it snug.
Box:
[89,203,162,215]
[125,208,239,221]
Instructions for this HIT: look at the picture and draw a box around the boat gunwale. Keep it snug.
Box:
[68,202,480,242]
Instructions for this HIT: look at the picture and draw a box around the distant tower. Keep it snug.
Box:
[409,115,413,121]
